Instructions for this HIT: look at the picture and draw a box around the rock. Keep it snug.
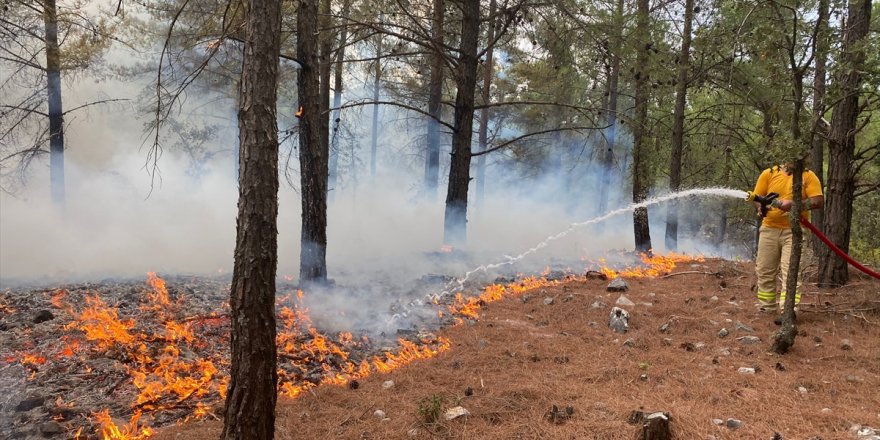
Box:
[591,300,606,309]
[382,380,395,389]
[39,421,65,435]
[373,410,386,419]
[659,322,670,333]
[607,278,629,292]
[585,270,608,280]
[33,310,55,324]
[737,367,756,374]
[797,386,808,394]
[718,328,730,338]
[15,397,45,412]
[710,295,719,301]
[608,307,630,333]
[444,406,470,420]
[725,418,743,429]
[407,428,420,437]
[544,297,555,306]
[841,339,853,350]
[711,419,724,425]
[737,336,761,345]
[735,321,754,332]
[821,408,832,414]
[615,295,635,307]
[623,339,636,347]
[846,375,864,383]
[563,294,574,302]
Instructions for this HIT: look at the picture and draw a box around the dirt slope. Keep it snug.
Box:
[155,259,880,440]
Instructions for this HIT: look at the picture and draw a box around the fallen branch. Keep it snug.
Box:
[659,271,719,279]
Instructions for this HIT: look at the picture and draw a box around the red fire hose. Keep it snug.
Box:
[800,218,880,280]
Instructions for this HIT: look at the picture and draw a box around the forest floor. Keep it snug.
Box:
[152,258,880,440]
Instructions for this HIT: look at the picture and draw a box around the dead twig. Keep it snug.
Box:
[659,271,719,279]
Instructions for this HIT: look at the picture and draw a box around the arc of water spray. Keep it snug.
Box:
[387,187,747,324]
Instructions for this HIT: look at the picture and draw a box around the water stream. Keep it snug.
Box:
[388,187,748,325]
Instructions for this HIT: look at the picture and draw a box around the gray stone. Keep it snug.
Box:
[735,321,754,333]
[725,418,743,429]
[607,278,629,292]
[544,297,555,306]
[718,328,730,338]
[615,295,635,307]
[737,336,762,345]
[591,300,606,309]
[623,339,636,347]
[444,406,470,420]
[659,322,670,333]
[711,419,724,425]
[737,367,756,374]
[382,380,395,389]
[821,408,832,414]
[841,339,853,350]
[608,307,630,333]
[14,397,44,412]
[373,410,386,419]
[33,310,55,324]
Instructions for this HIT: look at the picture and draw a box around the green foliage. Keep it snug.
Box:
[418,394,444,424]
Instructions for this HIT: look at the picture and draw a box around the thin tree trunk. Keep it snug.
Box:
[329,0,351,203]
[43,0,64,207]
[818,0,871,287]
[810,0,829,256]
[597,0,623,216]
[221,0,281,436]
[298,0,329,283]
[475,0,496,209]
[443,0,479,246]
[370,30,382,181]
[424,0,445,199]
[631,0,652,253]
[664,0,693,252]
[772,159,804,354]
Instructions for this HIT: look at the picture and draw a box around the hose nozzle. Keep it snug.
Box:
[747,191,779,217]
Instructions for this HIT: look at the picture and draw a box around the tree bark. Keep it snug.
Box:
[443,0,479,246]
[298,0,329,283]
[809,0,829,255]
[664,0,693,252]
[221,0,281,436]
[424,0,445,199]
[631,0,652,253]
[772,159,804,354]
[596,0,623,217]
[475,0,496,209]
[43,0,65,207]
[818,0,871,287]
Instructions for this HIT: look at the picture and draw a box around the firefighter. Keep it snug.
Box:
[751,163,824,314]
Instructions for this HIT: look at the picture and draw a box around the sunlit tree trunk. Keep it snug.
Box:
[221,0,281,436]
[818,0,871,287]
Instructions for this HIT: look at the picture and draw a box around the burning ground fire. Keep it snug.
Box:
[0,252,700,438]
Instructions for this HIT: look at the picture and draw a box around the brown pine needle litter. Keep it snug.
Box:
[154,259,880,440]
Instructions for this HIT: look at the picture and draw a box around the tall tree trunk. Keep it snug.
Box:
[43,0,64,206]
[664,0,693,252]
[818,0,871,287]
[370,33,382,181]
[631,0,652,253]
[329,0,351,203]
[443,0,479,246]
[298,0,329,283]
[221,0,281,436]
[597,0,623,216]
[810,0,829,256]
[475,0,496,209]
[772,159,804,354]
[424,0,445,199]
